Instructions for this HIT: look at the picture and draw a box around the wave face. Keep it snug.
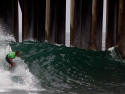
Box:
[9,41,125,94]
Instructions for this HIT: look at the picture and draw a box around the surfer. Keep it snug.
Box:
[5,51,22,70]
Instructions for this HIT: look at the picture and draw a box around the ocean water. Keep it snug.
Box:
[0,32,125,94]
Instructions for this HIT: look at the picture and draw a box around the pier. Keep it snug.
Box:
[0,0,125,58]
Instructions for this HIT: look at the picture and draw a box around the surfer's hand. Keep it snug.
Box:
[17,55,23,58]
[19,55,24,58]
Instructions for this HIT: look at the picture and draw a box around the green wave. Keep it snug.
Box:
[9,41,125,93]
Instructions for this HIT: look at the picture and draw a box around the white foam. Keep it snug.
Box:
[0,32,15,42]
[0,39,45,92]
[108,47,115,51]
[108,46,118,51]
[0,89,10,92]
[1,57,42,91]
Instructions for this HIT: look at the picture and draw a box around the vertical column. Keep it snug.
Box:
[12,0,19,42]
[22,0,29,40]
[37,0,46,41]
[56,0,66,45]
[45,0,51,41]
[28,0,35,39]
[49,0,57,43]
[22,0,35,40]
[33,0,38,40]
[91,0,103,50]
[81,0,92,49]
[45,0,56,43]
[70,0,82,48]
[70,0,75,46]
[45,0,58,43]
[118,0,125,58]
[106,0,119,50]
[24,0,46,41]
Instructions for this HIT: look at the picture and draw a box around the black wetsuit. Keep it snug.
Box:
[5,54,12,65]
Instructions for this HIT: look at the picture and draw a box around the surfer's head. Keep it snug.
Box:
[15,51,21,56]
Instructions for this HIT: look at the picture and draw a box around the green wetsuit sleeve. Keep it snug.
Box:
[8,52,16,59]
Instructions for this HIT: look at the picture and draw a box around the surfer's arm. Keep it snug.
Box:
[9,58,16,69]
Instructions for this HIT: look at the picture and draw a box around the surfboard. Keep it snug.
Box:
[6,45,12,54]
[4,45,12,70]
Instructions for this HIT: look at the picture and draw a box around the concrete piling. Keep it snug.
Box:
[55,0,66,45]
[22,0,29,41]
[106,0,119,50]
[70,0,75,47]
[36,0,46,41]
[91,0,103,50]
[70,0,82,48]
[81,0,92,49]
[45,0,51,41]
[118,0,125,58]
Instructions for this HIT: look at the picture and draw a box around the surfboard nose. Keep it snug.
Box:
[6,45,12,54]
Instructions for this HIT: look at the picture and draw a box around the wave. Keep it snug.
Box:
[9,41,125,94]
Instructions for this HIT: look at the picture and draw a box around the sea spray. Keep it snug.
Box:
[0,34,44,93]
[0,46,42,91]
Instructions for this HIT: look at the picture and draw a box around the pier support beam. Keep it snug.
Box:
[22,0,35,41]
[50,0,57,43]
[35,0,46,41]
[45,0,57,43]
[106,0,119,50]
[118,0,125,58]
[22,0,36,41]
[70,0,75,47]
[91,0,103,50]
[81,0,92,49]
[70,0,82,48]
[56,0,66,44]
[22,0,30,40]
[45,0,51,41]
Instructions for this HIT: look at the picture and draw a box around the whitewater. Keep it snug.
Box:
[0,32,45,94]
